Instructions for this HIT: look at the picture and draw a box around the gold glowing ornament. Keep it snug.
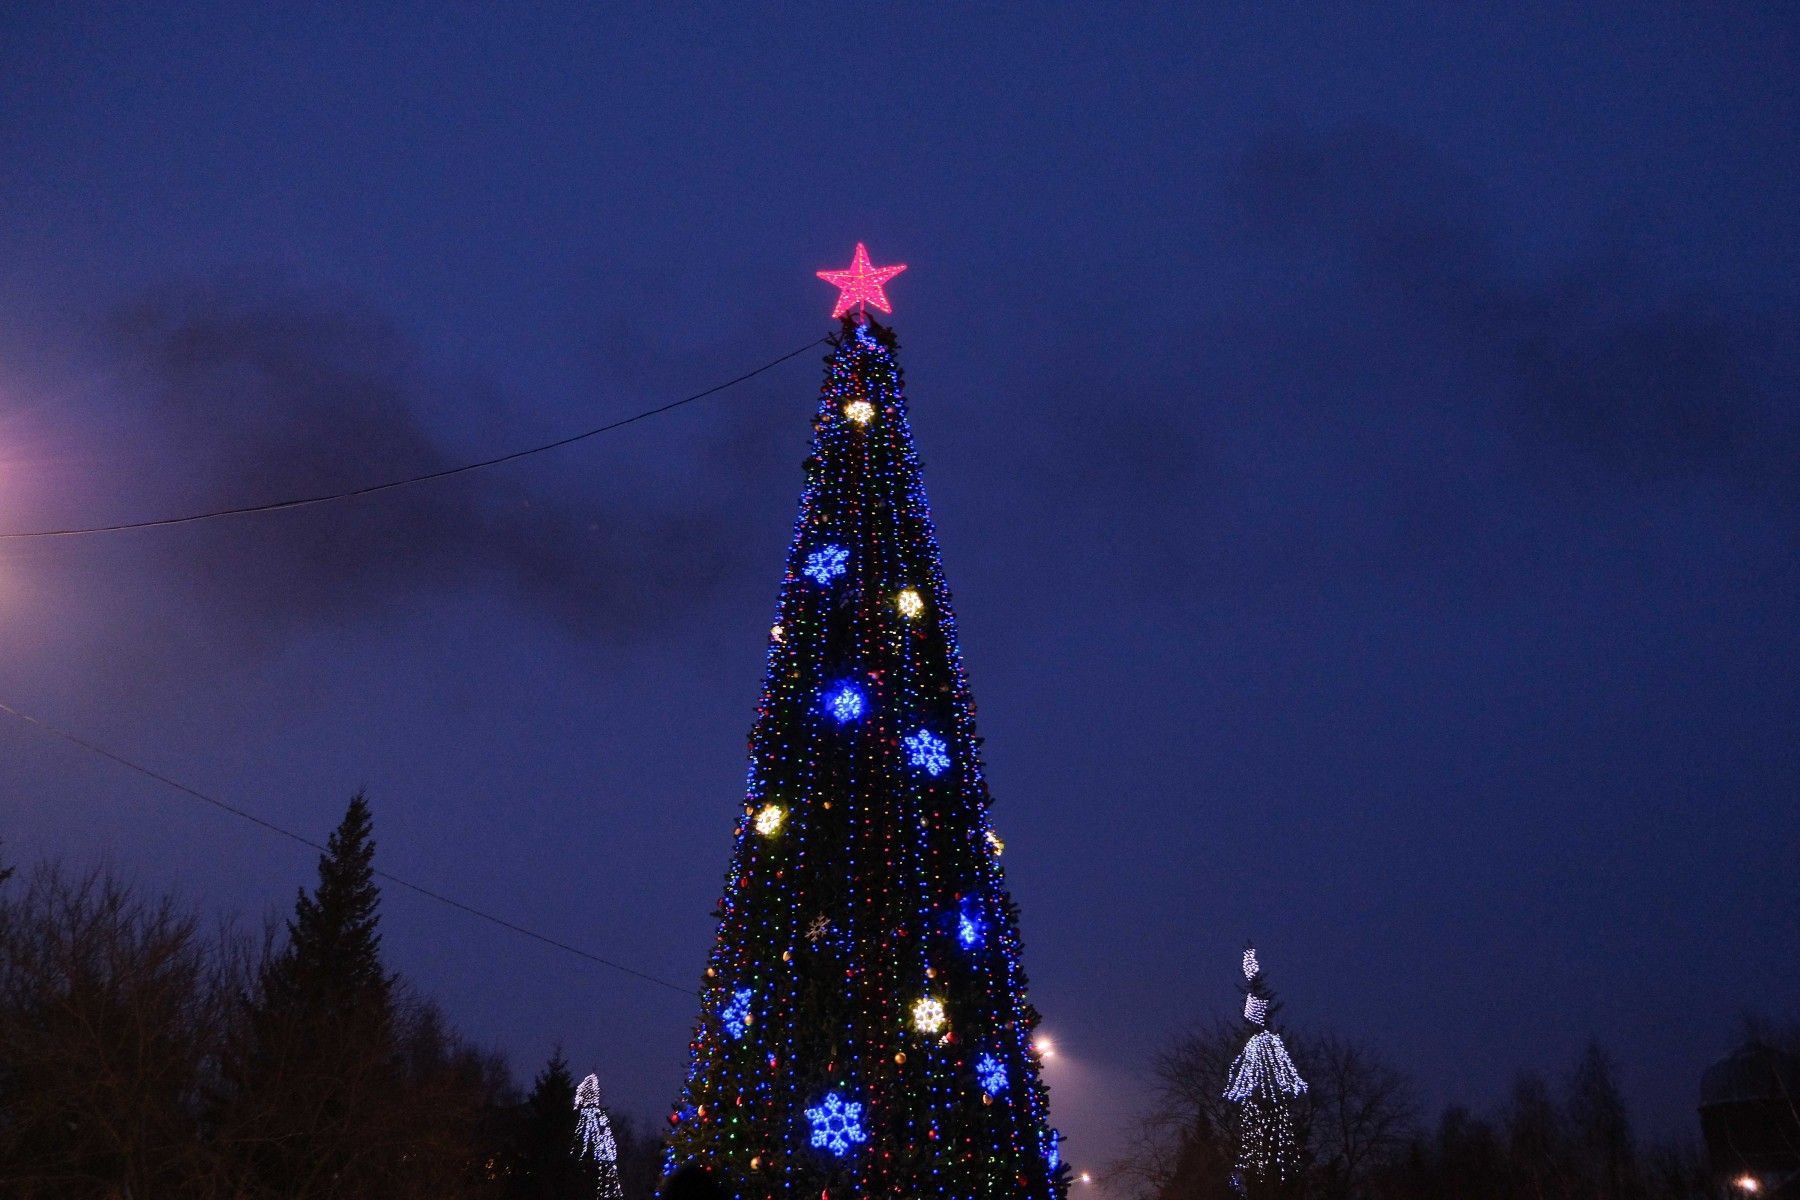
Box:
[753,805,786,836]
[911,997,947,1034]
[844,399,875,425]
[896,588,924,619]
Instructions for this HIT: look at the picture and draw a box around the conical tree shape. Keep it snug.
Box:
[669,316,1062,1200]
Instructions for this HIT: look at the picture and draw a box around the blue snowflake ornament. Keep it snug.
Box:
[957,898,984,949]
[975,1052,1007,1095]
[721,988,752,1039]
[904,729,951,776]
[803,545,850,585]
[805,1092,867,1157]
[825,681,867,724]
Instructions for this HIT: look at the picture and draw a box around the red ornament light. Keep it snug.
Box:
[817,243,906,317]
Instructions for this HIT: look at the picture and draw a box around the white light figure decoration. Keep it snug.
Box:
[574,1073,624,1200]
[1223,944,1307,1196]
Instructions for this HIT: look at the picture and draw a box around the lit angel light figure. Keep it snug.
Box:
[753,804,785,836]
[975,1052,1007,1095]
[824,681,867,724]
[805,1092,867,1156]
[721,988,753,1039]
[903,729,951,776]
[803,544,849,585]
[911,996,948,1034]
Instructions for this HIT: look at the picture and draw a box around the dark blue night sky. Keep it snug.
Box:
[2,3,1795,1174]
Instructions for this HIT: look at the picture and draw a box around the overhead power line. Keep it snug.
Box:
[0,698,697,997]
[0,337,827,540]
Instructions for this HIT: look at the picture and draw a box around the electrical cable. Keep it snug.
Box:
[0,698,697,997]
[0,337,827,540]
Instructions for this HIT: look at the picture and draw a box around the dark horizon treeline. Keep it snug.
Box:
[0,797,661,1199]
[1111,1015,1780,1200]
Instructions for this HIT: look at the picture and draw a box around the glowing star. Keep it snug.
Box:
[803,544,849,585]
[754,804,786,836]
[721,988,754,1039]
[904,729,951,776]
[825,681,867,724]
[975,1052,1007,1095]
[844,399,875,425]
[911,996,948,1034]
[817,243,907,318]
[896,588,924,618]
[805,1092,867,1156]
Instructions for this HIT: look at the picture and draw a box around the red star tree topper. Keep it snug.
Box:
[816,242,907,317]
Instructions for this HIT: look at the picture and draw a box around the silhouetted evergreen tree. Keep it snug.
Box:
[512,1049,588,1198]
[222,791,408,1198]
[1567,1041,1641,1200]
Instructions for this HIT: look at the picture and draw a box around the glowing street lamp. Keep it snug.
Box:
[1733,1176,1761,1194]
[1034,1036,1056,1059]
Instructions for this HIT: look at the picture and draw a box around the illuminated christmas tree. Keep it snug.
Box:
[667,246,1063,1200]
[1224,945,1308,1197]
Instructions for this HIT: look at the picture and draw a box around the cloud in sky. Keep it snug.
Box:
[102,282,769,646]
